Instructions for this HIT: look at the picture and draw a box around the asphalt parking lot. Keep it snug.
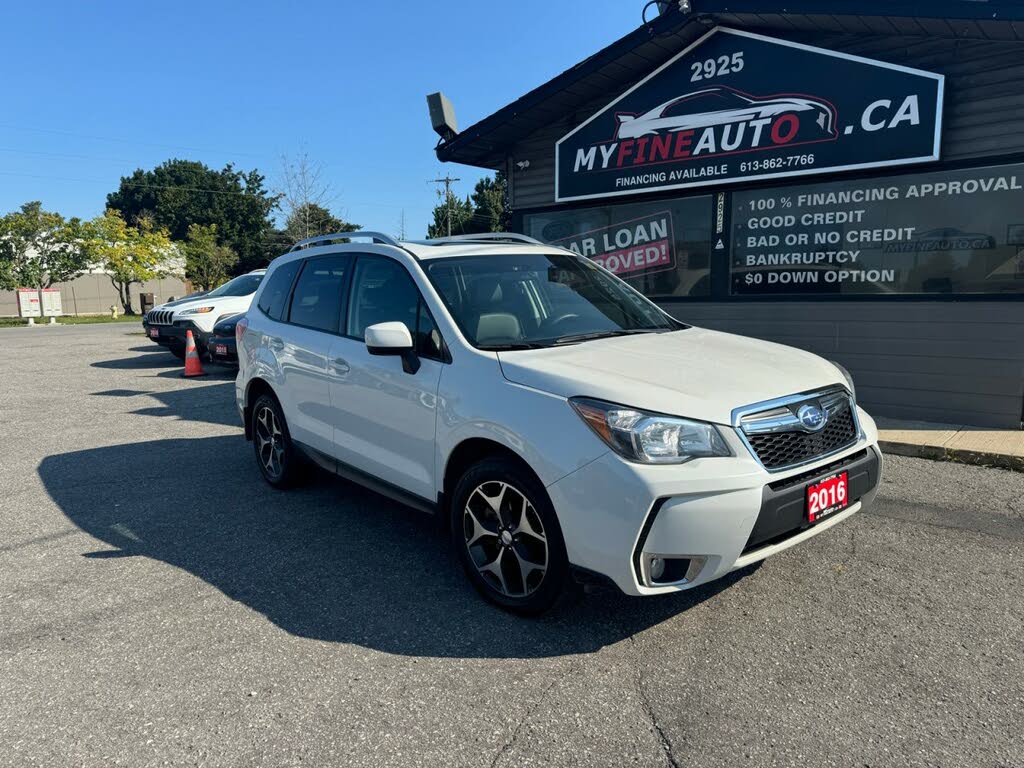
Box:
[1,323,1022,768]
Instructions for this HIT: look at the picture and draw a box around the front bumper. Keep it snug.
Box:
[546,407,882,597]
[207,335,238,365]
[142,320,211,351]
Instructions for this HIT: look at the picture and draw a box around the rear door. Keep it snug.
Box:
[328,254,446,502]
[274,254,352,455]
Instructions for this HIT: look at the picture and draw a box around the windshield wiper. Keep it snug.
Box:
[550,329,665,346]
[478,342,550,351]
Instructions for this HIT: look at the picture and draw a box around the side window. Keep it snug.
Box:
[257,260,301,321]
[416,300,445,360]
[347,255,446,361]
[287,255,351,333]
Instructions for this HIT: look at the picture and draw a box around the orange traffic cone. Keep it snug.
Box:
[183,330,207,378]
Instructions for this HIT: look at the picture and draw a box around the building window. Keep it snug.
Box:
[523,196,712,298]
[730,163,1024,296]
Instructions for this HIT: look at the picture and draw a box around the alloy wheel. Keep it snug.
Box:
[254,405,285,479]
[462,481,548,597]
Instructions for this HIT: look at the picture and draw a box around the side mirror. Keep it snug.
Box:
[365,322,420,374]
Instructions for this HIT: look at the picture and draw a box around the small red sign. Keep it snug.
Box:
[807,472,849,523]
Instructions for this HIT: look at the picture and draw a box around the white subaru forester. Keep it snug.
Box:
[235,232,881,614]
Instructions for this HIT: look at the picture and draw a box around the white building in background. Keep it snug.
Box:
[0,248,188,317]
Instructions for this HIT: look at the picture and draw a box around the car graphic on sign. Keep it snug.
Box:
[615,86,836,140]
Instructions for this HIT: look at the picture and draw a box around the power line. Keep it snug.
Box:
[0,170,426,217]
[0,122,267,159]
[428,175,461,237]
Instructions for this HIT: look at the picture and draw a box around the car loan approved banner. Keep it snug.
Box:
[552,211,677,278]
[555,28,944,202]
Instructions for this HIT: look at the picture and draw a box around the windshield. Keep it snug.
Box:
[205,273,263,298]
[423,252,683,350]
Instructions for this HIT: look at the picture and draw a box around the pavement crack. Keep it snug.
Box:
[487,661,575,768]
[629,635,681,768]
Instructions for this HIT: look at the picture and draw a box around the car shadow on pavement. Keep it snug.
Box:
[39,435,755,659]
[91,382,240,428]
[91,353,183,370]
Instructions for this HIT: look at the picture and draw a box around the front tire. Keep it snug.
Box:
[251,393,306,489]
[169,347,186,360]
[450,458,569,615]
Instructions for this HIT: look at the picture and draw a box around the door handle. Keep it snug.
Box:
[331,358,350,375]
[268,337,285,351]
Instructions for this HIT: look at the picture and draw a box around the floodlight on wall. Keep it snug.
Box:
[427,92,459,142]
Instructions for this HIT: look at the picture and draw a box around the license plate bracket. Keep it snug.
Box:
[806,471,849,523]
[148,328,159,338]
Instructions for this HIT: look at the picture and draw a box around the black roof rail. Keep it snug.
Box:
[288,231,400,252]
[425,233,544,245]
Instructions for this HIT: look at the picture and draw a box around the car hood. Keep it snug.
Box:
[496,327,845,426]
[165,295,253,317]
[163,297,217,315]
[150,293,209,311]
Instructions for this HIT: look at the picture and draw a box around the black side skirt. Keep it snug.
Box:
[295,442,438,516]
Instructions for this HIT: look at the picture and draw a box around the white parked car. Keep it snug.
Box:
[144,270,265,358]
[235,232,881,614]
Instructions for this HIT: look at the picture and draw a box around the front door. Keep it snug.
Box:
[329,254,445,502]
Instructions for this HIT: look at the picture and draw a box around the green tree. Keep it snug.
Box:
[284,202,358,243]
[425,172,509,237]
[106,159,279,273]
[184,223,238,291]
[469,171,509,233]
[0,202,89,290]
[83,210,174,315]
[426,192,475,238]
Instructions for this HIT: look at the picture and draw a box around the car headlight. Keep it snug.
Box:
[569,397,731,464]
[179,306,215,316]
[829,360,856,400]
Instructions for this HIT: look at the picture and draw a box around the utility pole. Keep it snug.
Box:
[428,175,461,236]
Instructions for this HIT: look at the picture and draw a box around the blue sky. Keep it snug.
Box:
[0,1,644,237]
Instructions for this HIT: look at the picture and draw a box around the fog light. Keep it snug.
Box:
[643,555,705,586]
[649,557,666,581]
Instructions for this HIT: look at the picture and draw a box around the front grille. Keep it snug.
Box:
[147,309,174,325]
[738,389,859,471]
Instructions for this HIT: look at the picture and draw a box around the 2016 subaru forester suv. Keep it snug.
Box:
[235,231,881,614]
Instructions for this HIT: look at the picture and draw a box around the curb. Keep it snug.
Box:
[879,440,1024,473]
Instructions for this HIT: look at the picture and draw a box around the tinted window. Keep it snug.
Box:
[257,260,300,321]
[287,255,351,333]
[347,255,444,360]
[416,300,444,360]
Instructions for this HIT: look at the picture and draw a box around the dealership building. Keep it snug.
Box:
[434,1,1024,429]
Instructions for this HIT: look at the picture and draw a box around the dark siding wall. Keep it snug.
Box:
[660,301,1024,429]
[509,33,1024,210]
[507,29,1024,429]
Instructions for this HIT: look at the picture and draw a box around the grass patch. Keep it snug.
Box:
[0,314,143,327]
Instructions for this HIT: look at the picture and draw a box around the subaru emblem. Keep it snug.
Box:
[797,403,827,432]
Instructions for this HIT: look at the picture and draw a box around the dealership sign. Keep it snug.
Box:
[555,28,944,202]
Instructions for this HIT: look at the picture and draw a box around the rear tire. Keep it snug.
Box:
[251,393,306,489]
[450,457,569,615]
